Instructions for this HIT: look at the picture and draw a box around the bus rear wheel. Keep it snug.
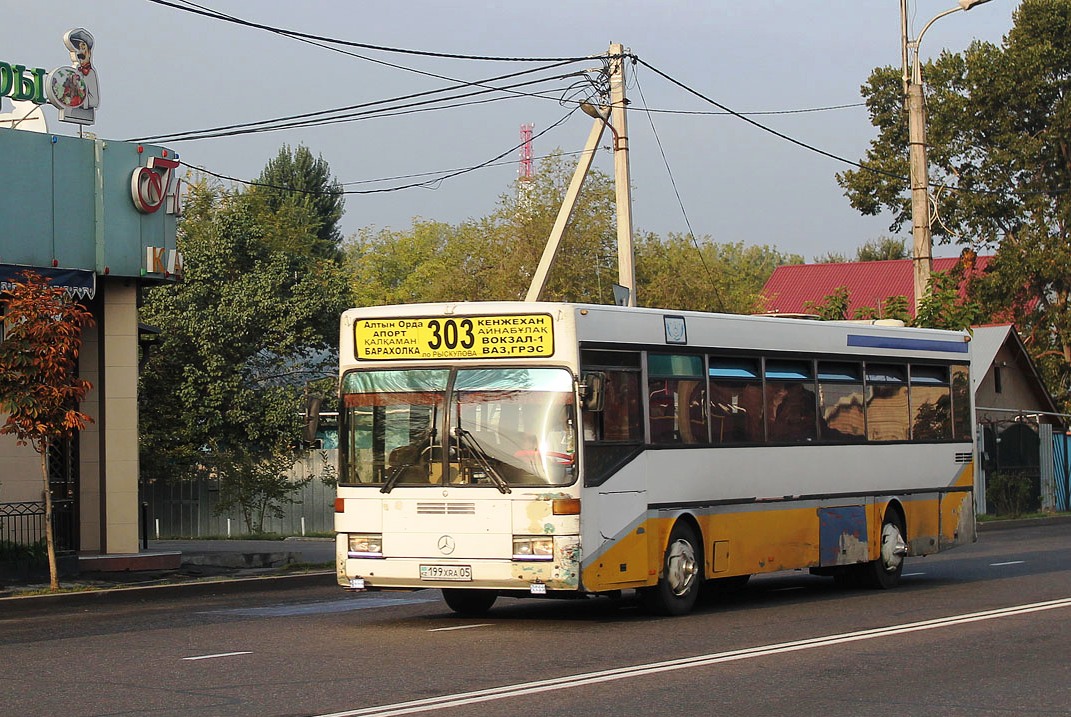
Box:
[860,510,907,590]
[643,521,702,616]
[442,589,497,616]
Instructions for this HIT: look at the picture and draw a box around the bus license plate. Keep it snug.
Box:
[419,564,472,581]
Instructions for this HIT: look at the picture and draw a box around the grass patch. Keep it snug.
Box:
[978,511,1070,522]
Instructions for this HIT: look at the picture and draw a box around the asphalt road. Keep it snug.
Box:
[1,523,1069,717]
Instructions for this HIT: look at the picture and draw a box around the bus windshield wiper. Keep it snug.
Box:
[453,426,511,494]
[380,427,436,494]
[379,464,407,494]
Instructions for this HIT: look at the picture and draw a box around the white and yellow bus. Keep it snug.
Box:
[334,301,976,616]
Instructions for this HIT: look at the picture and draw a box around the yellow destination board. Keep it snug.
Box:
[354,314,554,361]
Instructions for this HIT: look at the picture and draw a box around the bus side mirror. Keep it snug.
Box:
[580,372,605,412]
[303,395,323,448]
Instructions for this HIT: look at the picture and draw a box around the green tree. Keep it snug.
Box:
[815,237,907,264]
[247,144,345,260]
[804,286,851,321]
[639,234,802,313]
[345,150,801,312]
[856,237,908,262]
[346,151,618,304]
[140,175,352,529]
[0,271,94,590]
[837,0,1071,408]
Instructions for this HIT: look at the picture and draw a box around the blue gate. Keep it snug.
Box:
[1054,431,1070,512]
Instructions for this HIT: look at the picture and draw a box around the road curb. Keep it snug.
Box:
[977,515,1071,532]
[0,570,334,615]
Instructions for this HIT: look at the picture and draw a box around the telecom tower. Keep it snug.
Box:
[518,123,534,207]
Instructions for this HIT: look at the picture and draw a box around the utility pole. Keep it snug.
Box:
[902,0,994,315]
[524,43,637,306]
[608,43,636,307]
[907,61,931,316]
[903,0,931,316]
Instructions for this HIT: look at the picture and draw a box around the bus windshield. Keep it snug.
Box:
[341,367,576,488]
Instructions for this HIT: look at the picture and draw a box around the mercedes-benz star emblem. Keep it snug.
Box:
[437,535,456,555]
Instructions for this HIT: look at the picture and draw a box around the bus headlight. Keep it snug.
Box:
[512,536,554,561]
[348,533,383,558]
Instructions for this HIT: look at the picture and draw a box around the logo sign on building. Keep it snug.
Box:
[144,247,184,278]
[131,154,181,215]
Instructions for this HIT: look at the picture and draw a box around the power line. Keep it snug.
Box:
[180,107,581,195]
[637,102,865,117]
[129,63,583,143]
[633,66,727,312]
[148,0,599,63]
[634,56,905,182]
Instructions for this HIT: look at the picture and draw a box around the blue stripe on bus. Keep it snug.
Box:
[847,334,969,353]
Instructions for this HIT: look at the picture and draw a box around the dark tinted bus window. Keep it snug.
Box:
[950,364,972,440]
[910,365,952,441]
[581,365,645,487]
[866,363,908,441]
[709,357,763,444]
[817,362,865,442]
[648,354,707,444]
[765,359,817,443]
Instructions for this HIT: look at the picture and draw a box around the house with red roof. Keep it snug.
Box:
[760,255,991,319]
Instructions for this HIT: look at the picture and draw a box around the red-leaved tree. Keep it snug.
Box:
[0,271,94,590]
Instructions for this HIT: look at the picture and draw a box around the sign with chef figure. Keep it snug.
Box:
[45,28,99,126]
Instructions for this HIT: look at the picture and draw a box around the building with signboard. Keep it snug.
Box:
[1,41,181,562]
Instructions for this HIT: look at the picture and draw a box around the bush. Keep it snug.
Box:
[986,470,1040,517]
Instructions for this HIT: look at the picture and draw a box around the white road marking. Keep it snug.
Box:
[182,651,252,661]
[902,572,926,577]
[200,595,438,617]
[991,561,1026,567]
[427,624,493,632]
[312,597,1071,717]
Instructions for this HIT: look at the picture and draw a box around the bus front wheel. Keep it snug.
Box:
[643,521,702,616]
[442,589,497,616]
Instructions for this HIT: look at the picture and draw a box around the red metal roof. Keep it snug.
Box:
[760,255,991,318]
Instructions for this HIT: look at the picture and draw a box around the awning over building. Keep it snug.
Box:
[0,263,97,301]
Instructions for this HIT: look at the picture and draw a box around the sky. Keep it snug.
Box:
[5,1,1021,262]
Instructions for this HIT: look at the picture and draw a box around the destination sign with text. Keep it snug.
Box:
[354,314,554,360]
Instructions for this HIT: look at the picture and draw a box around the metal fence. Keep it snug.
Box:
[0,499,77,559]
[142,451,338,538]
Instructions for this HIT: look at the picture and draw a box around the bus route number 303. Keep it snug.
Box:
[419,564,473,581]
[427,319,474,351]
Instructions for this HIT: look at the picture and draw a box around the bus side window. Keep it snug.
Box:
[817,362,865,442]
[865,363,909,441]
[709,357,762,444]
[601,370,643,441]
[950,364,971,440]
[764,359,817,444]
[910,365,952,441]
[648,354,707,445]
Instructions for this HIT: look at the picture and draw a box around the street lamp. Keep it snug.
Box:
[901,0,992,315]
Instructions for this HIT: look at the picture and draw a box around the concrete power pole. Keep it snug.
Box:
[608,43,636,307]
[903,0,931,316]
[907,73,931,316]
